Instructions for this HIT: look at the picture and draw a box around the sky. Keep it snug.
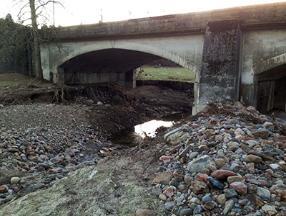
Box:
[1,0,286,26]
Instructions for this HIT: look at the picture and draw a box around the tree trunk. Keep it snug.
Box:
[29,0,43,79]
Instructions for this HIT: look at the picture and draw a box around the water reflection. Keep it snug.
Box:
[135,119,174,138]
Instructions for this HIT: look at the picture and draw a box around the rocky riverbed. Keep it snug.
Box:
[154,103,286,215]
[0,82,285,215]
[0,103,124,206]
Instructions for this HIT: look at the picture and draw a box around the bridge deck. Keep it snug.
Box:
[44,2,286,42]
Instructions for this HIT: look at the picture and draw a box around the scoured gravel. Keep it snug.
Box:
[0,103,112,205]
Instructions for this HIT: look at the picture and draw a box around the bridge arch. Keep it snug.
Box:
[254,52,286,113]
[253,52,286,75]
[55,41,198,76]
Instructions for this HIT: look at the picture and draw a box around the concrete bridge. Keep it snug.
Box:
[41,2,286,114]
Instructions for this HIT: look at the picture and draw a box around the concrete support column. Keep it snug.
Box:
[125,69,136,89]
[116,72,126,86]
[194,20,242,113]
[57,67,65,86]
[240,82,257,107]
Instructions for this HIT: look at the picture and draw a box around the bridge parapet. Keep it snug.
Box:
[43,2,286,42]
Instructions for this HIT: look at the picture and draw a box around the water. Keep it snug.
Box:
[111,112,191,146]
[111,119,174,146]
[135,119,174,138]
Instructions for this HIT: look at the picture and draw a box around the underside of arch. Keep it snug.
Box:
[58,48,193,87]
[60,48,170,74]
[56,42,197,74]
[255,62,286,114]
[254,53,286,75]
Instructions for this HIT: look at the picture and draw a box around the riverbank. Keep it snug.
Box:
[0,74,193,212]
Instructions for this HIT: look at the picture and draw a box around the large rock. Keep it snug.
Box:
[187,155,214,174]
[211,170,236,180]
[223,199,234,215]
[244,154,262,163]
[261,205,277,216]
[152,172,172,185]
[257,187,271,201]
[252,128,270,139]
[135,209,155,216]
[229,182,247,195]
[0,185,8,193]
[191,180,209,195]
[270,184,286,201]
[164,125,191,145]
[0,168,23,185]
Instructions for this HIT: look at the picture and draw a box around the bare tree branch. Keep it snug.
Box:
[15,0,64,25]
[14,0,64,79]
[35,0,64,11]
[20,17,32,23]
[17,2,30,20]
[17,11,30,22]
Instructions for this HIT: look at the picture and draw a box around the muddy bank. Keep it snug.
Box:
[67,84,193,138]
[0,85,60,105]
[0,82,193,139]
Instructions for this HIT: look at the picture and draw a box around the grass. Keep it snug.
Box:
[0,73,34,88]
[136,66,196,82]
[0,73,53,93]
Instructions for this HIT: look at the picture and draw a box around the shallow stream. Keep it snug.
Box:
[111,112,190,146]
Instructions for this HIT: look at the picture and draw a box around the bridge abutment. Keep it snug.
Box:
[125,70,136,89]
[194,20,242,113]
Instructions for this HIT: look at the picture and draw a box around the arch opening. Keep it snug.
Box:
[256,63,286,117]
[58,48,195,141]
[58,48,195,87]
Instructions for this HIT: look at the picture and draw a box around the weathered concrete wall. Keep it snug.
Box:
[64,71,126,85]
[195,21,241,113]
[40,35,204,82]
[64,70,135,88]
[240,30,286,106]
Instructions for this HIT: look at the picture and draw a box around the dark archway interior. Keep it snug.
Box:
[256,64,286,114]
[60,48,181,85]
[58,48,194,122]
[61,49,165,74]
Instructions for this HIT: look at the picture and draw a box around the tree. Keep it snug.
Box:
[15,0,63,79]
[29,0,42,79]
[5,13,14,23]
